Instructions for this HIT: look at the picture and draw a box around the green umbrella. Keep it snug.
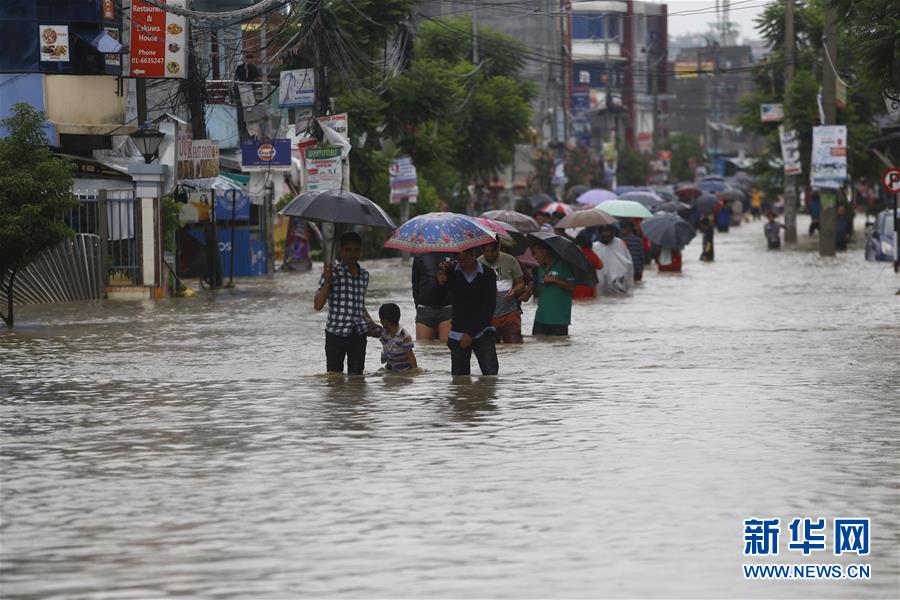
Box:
[595,199,653,219]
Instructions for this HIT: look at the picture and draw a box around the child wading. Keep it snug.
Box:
[377,303,417,371]
[764,212,785,250]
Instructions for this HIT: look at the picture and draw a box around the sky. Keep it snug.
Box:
[649,0,771,40]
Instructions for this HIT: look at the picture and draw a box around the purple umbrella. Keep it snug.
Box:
[576,188,617,205]
[383,212,496,253]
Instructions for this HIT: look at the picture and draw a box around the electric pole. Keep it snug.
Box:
[819,4,838,257]
[783,0,797,243]
[472,0,479,64]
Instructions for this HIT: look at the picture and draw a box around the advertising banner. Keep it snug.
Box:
[129,0,187,79]
[214,189,250,221]
[241,139,292,171]
[278,69,315,108]
[779,126,802,176]
[176,124,220,180]
[760,103,784,122]
[811,125,848,189]
[39,25,70,62]
[304,146,343,192]
[317,113,350,157]
[389,156,418,204]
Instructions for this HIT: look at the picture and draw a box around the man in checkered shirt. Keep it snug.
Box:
[313,231,378,374]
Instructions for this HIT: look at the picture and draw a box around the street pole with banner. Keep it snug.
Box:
[227,189,238,288]
[819,5,838,257]
[783,0,798,243]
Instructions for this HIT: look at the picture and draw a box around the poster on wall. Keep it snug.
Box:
[104,27,121,66]
[129,0,187,79]
[304,146,343,192]
[39,25,70,62]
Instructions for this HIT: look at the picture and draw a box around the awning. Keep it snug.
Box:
[77,31,127,54]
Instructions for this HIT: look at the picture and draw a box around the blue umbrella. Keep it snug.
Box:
[640,213,696,249]
[383,212,496,253]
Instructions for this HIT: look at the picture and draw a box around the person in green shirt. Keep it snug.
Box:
[532,242,576,336]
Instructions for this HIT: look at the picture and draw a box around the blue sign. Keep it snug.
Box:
[241,139,292,171]
[572,90,590,116]
[214,189,250,221]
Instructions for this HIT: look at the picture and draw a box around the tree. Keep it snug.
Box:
[666,133,703,182]
[832,0,900,98]
[0,103,77,327]
[616,146,651,186]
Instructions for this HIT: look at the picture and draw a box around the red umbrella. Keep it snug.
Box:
[674,185,702,200]
[538,202,574,216]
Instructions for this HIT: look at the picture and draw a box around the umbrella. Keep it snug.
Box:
[697,179,728,193]
[280,189,396,229]
[566,184,590,203]
[699,174,725,181]
[640,213,696,249]
[529,192,555,208]
[653,188,678,202]
[516,247,539,269]
[539,202,574,216]
[720,188,746,202]
[674,185,702,200]
[527,231,598,285]
[591,199,653,219]
[575,188,617,205]
[476,217,515,246]
[383,212,496,253]
[555,207,618,228]
[481,209,539,233]
[655,200,693,220]
[618,191,665,209]
[694,193,720,214]
[614,185,640,195]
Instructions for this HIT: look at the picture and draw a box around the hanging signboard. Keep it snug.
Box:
[811,125,848,189]
[304,146,343,192]
[760,103,784,122]
[278,69,315,108]
[389,156,418,204]
[102,0,115,20]
[176,124,220,180]
[779,126,802,176]
[39,25,70,62]
[129,0,187,79]
[241,139,292,171]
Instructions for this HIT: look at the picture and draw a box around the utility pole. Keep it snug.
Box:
[783,0,798,243]
[472,0,479,64]
[819,4,838,257]
[650,40,660,157]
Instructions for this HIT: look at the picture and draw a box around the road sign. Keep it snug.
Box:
[882,167,900,193]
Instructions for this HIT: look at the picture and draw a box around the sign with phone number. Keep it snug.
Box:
[129,0,186,79]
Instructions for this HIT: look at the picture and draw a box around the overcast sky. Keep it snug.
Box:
[649,0,771,40]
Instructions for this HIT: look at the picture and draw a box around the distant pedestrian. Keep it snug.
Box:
[377,303,417,372]
[235,53,260,82]
[593,225,634,294]
[573,231,602,299]
[313,231,378,375]
[535,212,553,231]
[436,248,499,375]
[836,204,852,251]
[656,246,682,272]
[532,241,576,336]
[412,252,453,342]
[764,212,785,249]
[619,221,645,282]
[808,190,821,235]
[478,240,525,343]
[714,197,731,233]
[699,216,715,261]
[751,189,763,220]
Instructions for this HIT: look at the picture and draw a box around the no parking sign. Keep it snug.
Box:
[882,168,900,193]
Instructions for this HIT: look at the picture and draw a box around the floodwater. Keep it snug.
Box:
[1,216,898,598]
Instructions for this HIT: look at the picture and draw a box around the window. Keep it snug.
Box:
[572,14,605,40]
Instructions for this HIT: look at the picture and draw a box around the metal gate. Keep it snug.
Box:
[68,189,141,286]
[1,234,104,305]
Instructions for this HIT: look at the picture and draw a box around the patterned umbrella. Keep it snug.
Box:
[481,210,539,233]
[576,188,617,205]
[539,202,575,216]
[592,199,653,219]
[476,217,515,246]
[383,212,496,253]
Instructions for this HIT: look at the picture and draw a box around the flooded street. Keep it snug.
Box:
[2,217,898,598]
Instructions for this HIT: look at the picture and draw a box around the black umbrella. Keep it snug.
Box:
[694,193,720,214]
[640,213,696,249]
[529,192,555,209]
[565,184,589,203]
[655,200,693,221]
[527,231,598,285]
[280,189,396,229]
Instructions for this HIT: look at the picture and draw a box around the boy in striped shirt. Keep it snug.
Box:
[378,303,417,372]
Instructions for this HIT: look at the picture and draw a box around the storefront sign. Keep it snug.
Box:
[39,25,70,62]
[811,125,847,189]
[304,146,343,192]
[278,69,315,108]
[241,139,292,171]
[176,124,220,180]
[129,0,187,79]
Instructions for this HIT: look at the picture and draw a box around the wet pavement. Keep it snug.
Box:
[1,216,898,598]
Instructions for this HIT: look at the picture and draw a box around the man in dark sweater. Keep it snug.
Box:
[436,247,499,376]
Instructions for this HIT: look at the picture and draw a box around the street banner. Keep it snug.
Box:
[129,0,186,78]
[176,124,220,180]
[389,156,418,204]
[317,113,350,157]
[760,103,784,122]
[304,146,343,192]
[241,139,292,172]
[811,125,848,189]
[278,69,315,108]
[39,25,70,62]
[779,126,802,176]
[637,132,652,154]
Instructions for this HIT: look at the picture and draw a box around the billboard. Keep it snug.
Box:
[241,139,292,171]
[129,0,187,79]
[278,69,315,108]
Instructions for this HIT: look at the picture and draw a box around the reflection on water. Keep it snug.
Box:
[1,217,898,598]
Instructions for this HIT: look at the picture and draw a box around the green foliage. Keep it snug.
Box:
[616,146,651,186]
[831,0,900,97]
[665,133,703,182]
[564,147,603,189]
[275,192,294,212]
[160,196,180,253]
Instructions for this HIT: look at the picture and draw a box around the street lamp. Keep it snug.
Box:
[130,123,165,164]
